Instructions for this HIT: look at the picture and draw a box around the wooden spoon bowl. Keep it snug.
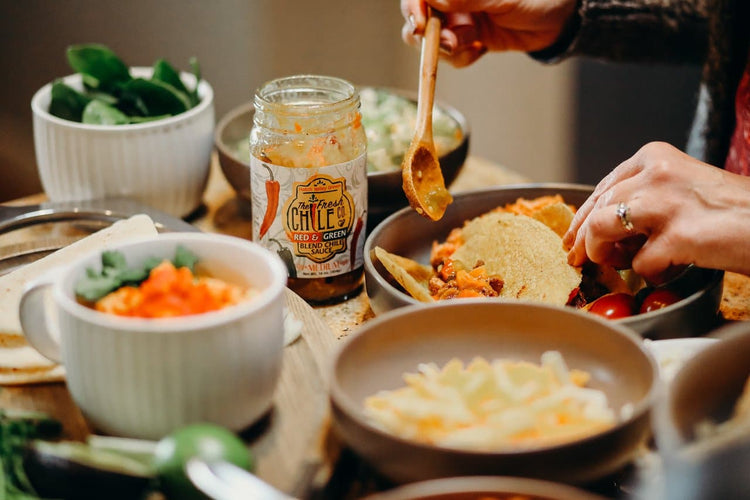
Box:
[401,7,453,220]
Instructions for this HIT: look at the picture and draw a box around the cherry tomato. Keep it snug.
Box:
[639,288,682,314]
[587,292,636,319]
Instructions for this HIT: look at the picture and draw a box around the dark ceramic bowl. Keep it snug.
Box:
[364,184,724,340]
[364,476,606,500]
[329,300,656,485]
[214,87,469,226]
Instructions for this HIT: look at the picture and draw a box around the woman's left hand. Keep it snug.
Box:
[563,142,750,283]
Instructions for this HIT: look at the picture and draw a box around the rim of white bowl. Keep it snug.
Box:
[52,233,287,333]
[31,66,214,131]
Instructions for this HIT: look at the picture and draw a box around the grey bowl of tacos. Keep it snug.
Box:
[364,184,723,339]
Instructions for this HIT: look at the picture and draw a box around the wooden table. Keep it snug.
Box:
[2,155,750,499]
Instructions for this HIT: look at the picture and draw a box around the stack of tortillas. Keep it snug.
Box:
[0,214,158,385]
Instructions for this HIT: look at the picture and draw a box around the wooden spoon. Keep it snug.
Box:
[401,7,453,221]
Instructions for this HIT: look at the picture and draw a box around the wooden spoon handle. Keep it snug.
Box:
[415,7,441,141]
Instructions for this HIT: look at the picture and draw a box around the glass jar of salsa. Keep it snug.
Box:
[249,75,367,304]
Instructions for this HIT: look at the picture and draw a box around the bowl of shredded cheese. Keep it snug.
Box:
[329,300,657,485]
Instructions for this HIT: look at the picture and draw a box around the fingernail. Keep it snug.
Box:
[440,39,455,55]
[408,14,417,35]
[567,250,577,266]
[562,232,572,247]
[472,41,487,55]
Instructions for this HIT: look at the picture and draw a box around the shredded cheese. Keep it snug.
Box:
[363,352,616,451]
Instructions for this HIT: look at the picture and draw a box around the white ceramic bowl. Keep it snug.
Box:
[20,233,287,439]
[31,67,214,218]
[644,337,718,383]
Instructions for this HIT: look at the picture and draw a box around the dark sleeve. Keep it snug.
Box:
[531,0,711,64]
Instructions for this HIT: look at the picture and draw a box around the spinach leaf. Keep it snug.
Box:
[128,114,172,124]
[48,81,91,122]
[151,59,193,104]
[66,44,132,94]
[189,57,202,107]
[82,100,129,125]
[119,78,190,117]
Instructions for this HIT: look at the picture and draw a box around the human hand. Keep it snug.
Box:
[401,0,578,67]
[563,142,750,283]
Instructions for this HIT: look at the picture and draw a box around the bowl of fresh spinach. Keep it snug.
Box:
[31,44,214,218]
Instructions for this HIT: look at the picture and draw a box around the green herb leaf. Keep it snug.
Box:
[0,410,62,499]
[151,59,190,99]
[173,245,198,272]
[81,100,129,125]
[127,114,172,124]
[74,274,122,302]
[48,81,92,122]
[189,57,202,107]
[101,250,128,270]
[66,44,132,94]
[119,78,190,117]
[116,267,149,285]
[142,257,164,274]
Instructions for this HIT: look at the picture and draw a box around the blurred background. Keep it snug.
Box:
[0,0,701,202]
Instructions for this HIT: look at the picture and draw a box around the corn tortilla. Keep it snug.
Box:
[450,212,581,305]
[530,202,576,239]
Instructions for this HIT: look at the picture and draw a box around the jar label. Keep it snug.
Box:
[250,153,368,278]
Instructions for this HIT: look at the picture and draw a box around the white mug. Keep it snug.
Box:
[20,233,288,440]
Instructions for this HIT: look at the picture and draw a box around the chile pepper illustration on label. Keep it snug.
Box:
[250,154,367,279]
[258,164,280,239]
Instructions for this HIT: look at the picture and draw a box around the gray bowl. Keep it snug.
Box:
[649,323,750,499]
[364,184,724,339]
[214,87,469,227]
[660,322,750,448]
[329,300,656,485]
[363,476,607,500]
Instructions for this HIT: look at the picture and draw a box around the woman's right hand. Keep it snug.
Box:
[401,0,578,67]
[563,142,750,283]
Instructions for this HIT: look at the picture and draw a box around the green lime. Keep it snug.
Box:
[152,423,253,500]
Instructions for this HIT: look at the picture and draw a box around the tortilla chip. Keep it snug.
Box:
[374,247,434,302]
[450,212,581,305]
[531,202,576,238]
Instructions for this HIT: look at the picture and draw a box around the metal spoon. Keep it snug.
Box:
[186,458,295,500]
[401,6,453,221]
